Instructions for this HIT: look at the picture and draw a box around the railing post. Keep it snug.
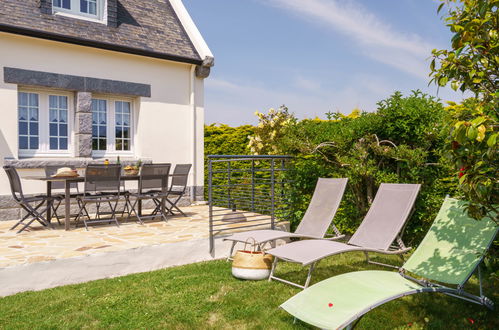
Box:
[227,160,232,209]
[279,158,285,220]
[251,159,255,212]
[208,158,214,256]
[270,158,275,230]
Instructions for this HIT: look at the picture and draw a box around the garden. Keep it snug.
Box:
[1,0,497,328]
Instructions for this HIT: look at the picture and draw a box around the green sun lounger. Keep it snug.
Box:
[280,197,497,329]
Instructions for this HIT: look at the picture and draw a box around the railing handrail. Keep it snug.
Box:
[207,155,293,159]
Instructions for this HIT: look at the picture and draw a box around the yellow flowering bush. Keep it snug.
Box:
[247,105,296,155]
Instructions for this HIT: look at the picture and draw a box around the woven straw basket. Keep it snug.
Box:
[232,238,274,280]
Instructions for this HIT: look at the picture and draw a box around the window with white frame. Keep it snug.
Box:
[91,99,107,151]
[49,95,70,150]
[53,0,104,21]
[18,90,72,157]
[114,101,132,151]
[91,98,134,156]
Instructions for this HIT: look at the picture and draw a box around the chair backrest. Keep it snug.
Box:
[294,178,348,237]
[3,166,24,201]
[348,183,421,250]
[170,164,191,192]
[403,197,497,286]
[83,164,121,195]
[45,165,79,191]
[139,163,171,192]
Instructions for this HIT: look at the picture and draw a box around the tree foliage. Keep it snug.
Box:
[430,0,498,222]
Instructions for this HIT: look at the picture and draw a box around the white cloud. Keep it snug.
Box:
[205,76,392,125]
[294,76,322,91]
[262,0,435,79]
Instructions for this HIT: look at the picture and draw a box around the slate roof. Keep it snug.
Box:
[0,0,202,65]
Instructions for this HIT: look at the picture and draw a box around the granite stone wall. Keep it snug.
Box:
[75,92,93,157]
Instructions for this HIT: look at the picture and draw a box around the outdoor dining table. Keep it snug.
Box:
[24,174,161,231]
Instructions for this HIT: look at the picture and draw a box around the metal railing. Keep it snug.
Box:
[208,155,292,254]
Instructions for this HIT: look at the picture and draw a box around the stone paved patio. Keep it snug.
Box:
[0,205,273,269]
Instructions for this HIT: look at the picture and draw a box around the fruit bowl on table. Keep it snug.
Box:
[123,166,139,176]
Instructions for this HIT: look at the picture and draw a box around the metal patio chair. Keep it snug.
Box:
[125,163,171,224]
[266,183,421,289]
[280,197,497,329]
[44,165,83,222]
[162,164,192,217]
[75,164,122,230]
[3,165,61,233]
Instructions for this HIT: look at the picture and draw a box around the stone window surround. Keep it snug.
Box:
[4,67,151,161]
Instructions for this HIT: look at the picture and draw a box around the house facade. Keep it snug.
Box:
[0,0,213,220]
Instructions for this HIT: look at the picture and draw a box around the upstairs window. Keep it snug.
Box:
[81,0,97,15]
[53,0,70,10]
[53,0,104,21]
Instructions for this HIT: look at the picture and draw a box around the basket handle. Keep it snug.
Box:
[243,237,258,253]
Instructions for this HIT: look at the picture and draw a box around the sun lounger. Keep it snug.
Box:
[267,183,421,288]
[224,178,348,258]
[280,197,498,329]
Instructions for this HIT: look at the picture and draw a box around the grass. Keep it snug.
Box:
[0,252,497,329]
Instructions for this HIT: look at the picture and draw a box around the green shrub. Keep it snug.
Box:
[204,124,254,156]
[204,124,254,201]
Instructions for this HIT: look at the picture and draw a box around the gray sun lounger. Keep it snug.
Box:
[266,183,421,288]
[224,178,348,258]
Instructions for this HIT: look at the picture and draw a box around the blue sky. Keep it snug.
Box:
[183,0,463,126]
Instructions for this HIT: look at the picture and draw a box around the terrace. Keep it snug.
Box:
[0,156,289,297]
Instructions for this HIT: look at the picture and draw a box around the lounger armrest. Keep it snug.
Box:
[323,234,346,241]
[386,246,412,254]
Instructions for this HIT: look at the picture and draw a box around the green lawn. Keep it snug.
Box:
[0,253,496,329]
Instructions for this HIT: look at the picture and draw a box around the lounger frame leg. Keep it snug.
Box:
[226,241,237,261]
[364,251,400,269]
[268,257,279,282]
[303,262,316,288]
[268,258,317,289]
[345,317,363,330]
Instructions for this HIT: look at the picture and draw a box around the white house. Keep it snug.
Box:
[0,0,213,220]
